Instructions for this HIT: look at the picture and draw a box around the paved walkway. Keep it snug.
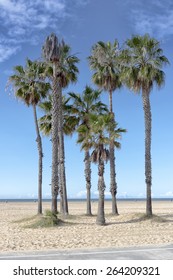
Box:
[0,244,173,259]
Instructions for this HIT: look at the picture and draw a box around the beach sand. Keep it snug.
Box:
[0,200,173,253]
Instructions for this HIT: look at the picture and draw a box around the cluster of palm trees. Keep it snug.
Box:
[9,33,169,225]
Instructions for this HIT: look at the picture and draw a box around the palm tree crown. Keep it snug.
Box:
[69,85,108,126]
[9,59,50,105]
[88,40,122,112]
[121,34,169,93]
[77,114,125,152]
[42,33,79,87]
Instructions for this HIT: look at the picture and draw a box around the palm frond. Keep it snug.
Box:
[8,59,50,107]
[77,113,126,163]
[42,33,79,88]
[121,34,169,93]
[89,40,122,94]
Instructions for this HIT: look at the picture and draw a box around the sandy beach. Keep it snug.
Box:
[0,200,173,253]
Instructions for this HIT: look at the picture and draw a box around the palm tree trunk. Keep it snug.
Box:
[59,191,64,213]
[109,103,119,215]
[59,170,64,214]
[109,89,113,113]
[56,138,64,214]
[110,142,118,214]
[96,159,105,225]
[33,104,43,215]
[60,133,68,215]
[51,63,59,214]
[84,150,92,215]
[57,86,68,215]
[142,88,152,216]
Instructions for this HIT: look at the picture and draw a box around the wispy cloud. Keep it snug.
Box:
[0,0,66,32]
[160,191,173,197]
[0,0,88,62]
[75,190,87,198]
[0,44,20,63]
[125,0,173,39]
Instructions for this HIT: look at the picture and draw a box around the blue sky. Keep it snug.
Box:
[0,0,173,199]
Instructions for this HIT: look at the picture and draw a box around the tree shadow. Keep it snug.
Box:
[106,213,168,226]
[158,213,173,222]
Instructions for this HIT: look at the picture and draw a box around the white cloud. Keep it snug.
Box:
[8,27,26,36]
[42,0,65,11]
[0,44,20,63]
[160,191,173,197]
[104,191,111,197]
[43,193,51,198]
[0,0,26,13]
[75,190,99,199]
[73,0,90,6]
[76,190,87,198]
[93,191,98,196]
[126,0,173,39]
[75,190,112,199]
[117,191,129,198]
[133,11,173,38]
[0,0,66,32]
[0,0,88,62]
[136,192,145,198]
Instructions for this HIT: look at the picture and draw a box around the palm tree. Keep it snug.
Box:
[120,34,169,216]
[39,95,78,213]
[69,86,108,215]
[88,40,122,215]
[9,59,50,215]
[77,114,125,225]
[42,33,79,214]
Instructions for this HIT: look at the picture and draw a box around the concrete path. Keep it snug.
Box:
[0,244,173,260]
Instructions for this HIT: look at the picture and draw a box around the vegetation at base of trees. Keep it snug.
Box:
[130,213,167,223]
[24,210,60,228]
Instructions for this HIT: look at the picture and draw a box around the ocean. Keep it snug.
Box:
[0,198,173,202]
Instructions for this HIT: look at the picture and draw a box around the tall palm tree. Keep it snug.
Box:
[77,114,125,225]
[42,33,79,214]
[121,34,169,216]
[9,59,50,214]
[39,95,78,213]
[88,40,122,215]
[69,86,108,215]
